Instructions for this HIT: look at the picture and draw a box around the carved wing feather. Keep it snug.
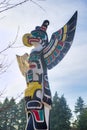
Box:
[16,53,29,76]
[43,11,78,69]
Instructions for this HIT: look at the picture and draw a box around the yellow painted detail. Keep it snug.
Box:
[64,25,67,33]
[62,25,67,42]
[62,34,66,41]
[25,82,42,98]
[22,33,33,47]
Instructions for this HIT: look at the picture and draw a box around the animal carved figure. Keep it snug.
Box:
[16,11,77,130]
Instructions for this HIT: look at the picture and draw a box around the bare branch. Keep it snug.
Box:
[0,26,19,54]
[0,54,9,75]
[0,27,20,74]
[0,0,30,13]
[0,0,46,13]
[0,58,13,75]
[0,87,7,97]
[0,0,7,5]
[0,0,46,75]
[31,0,46,12]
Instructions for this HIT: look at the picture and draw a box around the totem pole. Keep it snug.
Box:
[16,11,77,130]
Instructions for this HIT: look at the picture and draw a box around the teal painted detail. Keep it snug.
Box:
[29,55,39,61]
[57,45,62,50]
[54,31,62,40]
[54,51,57,56]
[31,30,46,40]
[39,110,44,121]
[26,70,33,82]
[49,56,53,61]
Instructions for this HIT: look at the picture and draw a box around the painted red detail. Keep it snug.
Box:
[32,110,40,120]
[29,64,36,69]
[28,38,40,43]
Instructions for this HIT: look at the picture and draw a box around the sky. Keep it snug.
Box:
[0,0,87,115]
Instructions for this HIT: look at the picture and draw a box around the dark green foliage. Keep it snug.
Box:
[17,98,26,130]
[78,108,87,130]
[0,93,72,130]
[1,95,87,130]
[75,97,85,114]
[74,97,87,130]
[0,98,10,129]
[50,92,72,130]
[50,92,60,130]
[0,97,26,130]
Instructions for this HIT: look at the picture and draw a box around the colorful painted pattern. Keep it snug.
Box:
[17,11,78,130]
[43,12,77,69]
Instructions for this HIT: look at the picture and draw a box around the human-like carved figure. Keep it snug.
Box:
[17,11,77,130]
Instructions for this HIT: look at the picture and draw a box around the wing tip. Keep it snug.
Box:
[73,10,78,20]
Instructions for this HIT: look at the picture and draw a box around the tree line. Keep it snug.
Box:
[0,92,87,130]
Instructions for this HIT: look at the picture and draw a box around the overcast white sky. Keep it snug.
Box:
[0,0,87,114]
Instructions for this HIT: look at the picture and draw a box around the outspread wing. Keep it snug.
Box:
[16,53,29,76]
[43,11,78,69]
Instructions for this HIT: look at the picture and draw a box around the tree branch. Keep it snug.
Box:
[0,0,46,13]
[0,27,19,54]
[0,0,30,13]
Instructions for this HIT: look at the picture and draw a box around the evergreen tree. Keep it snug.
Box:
[58,95,72,130]
[0,101,3,128]
[0,98,10,130]
[50,92,60,130]
[74,97,87,130]
[78,107,87,130]
[75,97,84,114]
[17,98,26,130]
[7,97,18,130]
[50,92,72,130]
[0,97,18,130]
[0,97,26,130]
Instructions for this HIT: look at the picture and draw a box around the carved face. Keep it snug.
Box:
[22,27,48,48]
